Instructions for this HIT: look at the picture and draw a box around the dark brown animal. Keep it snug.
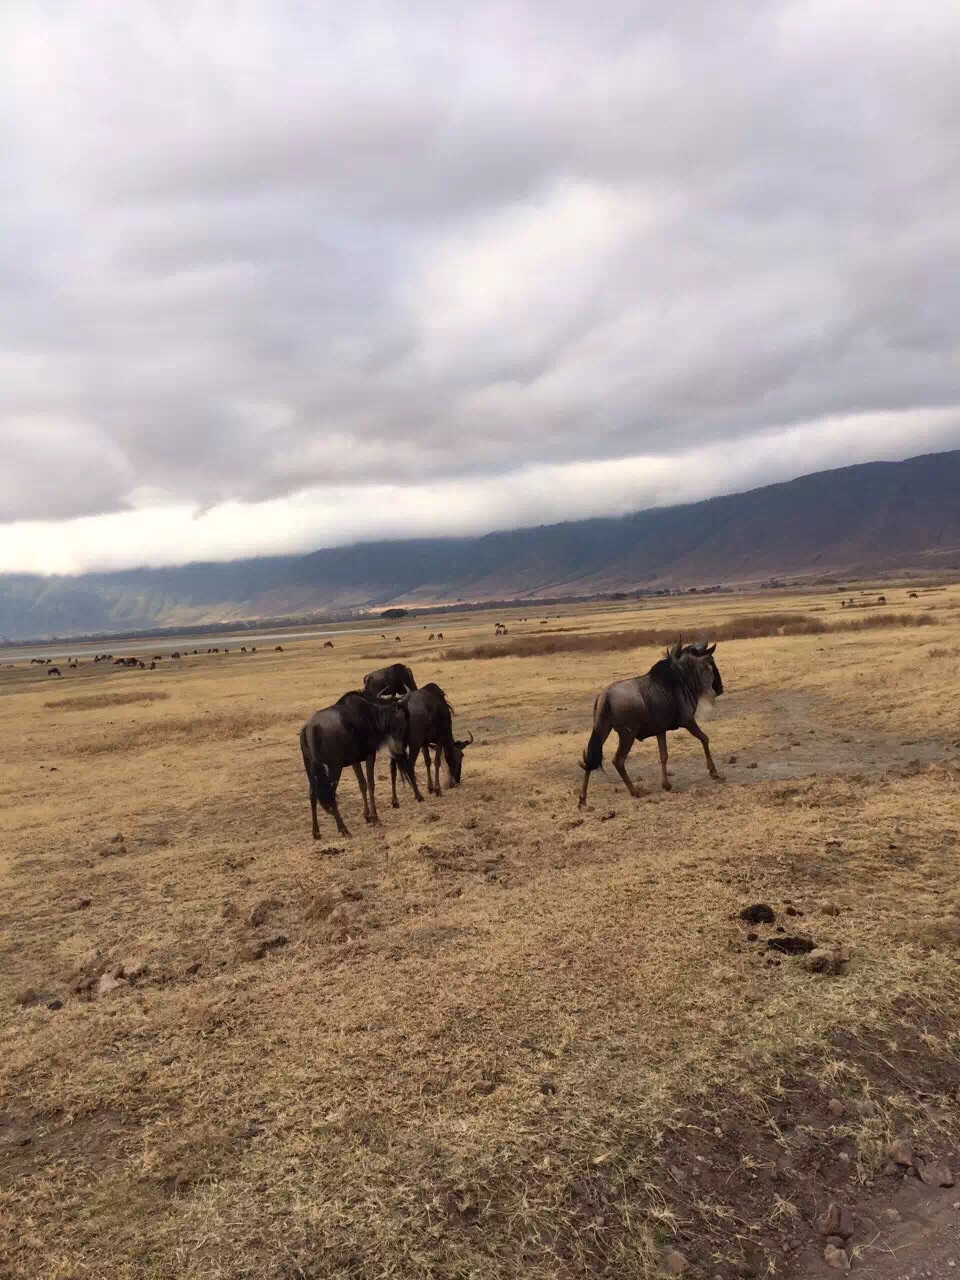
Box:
[47,666,62,677]
[275,646,283,652]
[299,693,414,838]
[578,641,724,807]
[388,683,473,806]
[324,641,334,648]
[363,664,417,699]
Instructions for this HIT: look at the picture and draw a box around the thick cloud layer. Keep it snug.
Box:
[2,1,959,572]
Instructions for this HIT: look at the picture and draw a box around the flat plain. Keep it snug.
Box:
[2,586,959,1279]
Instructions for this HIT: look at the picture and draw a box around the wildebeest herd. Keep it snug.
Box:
[300,642,724,838]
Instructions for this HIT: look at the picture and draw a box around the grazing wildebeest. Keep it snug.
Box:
[395,636,401,642]
[578,640,724,808]
[172,651,181,659]
[428,633,435,641]
[240,647,247,653]
[436,632,444,640]
[47,666,62,677]
[388,683,474,806]
[877,595,887,605]
[324,640,334,648]
[908,591,918,599]
[299,692,415,838]
[275,646,283,652]
[363,663,417,699]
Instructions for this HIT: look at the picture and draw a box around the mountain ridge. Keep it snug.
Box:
[3,449,959,640]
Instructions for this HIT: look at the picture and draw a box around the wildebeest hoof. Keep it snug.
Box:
[391,799,400,809]
[711,772,726,782]
[661,780,672,792]
[415,795,424,803]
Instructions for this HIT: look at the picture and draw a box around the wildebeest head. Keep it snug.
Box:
[448,730,475,785]
[669,638,724,700]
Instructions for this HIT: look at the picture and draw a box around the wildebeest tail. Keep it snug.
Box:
[580,692,610,773]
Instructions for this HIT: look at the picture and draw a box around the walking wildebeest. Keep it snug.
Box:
[578,640,724,808]
[47,666,62,677]
[324,641,334,648]
[363,663,417,699]
[387,683,474,807]
[299,692,415,838]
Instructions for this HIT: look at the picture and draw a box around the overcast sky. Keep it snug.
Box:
[2,1,959,575]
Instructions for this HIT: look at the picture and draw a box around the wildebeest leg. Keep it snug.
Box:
[390,758,400,809]
[365,754,380,822]
[613,730,641,798]
[656,732,671,792]
[685,719,725,781]
[432,745,443,796]
[353,762,375,823]
[422,746,435,794]
[324,766,349,837]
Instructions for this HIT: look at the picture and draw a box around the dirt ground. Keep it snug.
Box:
[1,586,959,1279]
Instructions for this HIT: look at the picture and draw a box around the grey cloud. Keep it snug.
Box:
[1,0,959,545]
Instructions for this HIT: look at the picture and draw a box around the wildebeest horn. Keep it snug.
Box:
[670,637,683,661]
[704,643,716,656]
[455,731,475,749]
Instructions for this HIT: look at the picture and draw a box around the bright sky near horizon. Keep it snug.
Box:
[2,1,959,574]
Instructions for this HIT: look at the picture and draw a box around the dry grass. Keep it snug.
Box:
[1,584,959,1279]
[444,609,935,660]
[44,689,170,711]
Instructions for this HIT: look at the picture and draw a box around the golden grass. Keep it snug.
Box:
[444,608,935,660]
[44,689,170,711]
[1,583,959,1279]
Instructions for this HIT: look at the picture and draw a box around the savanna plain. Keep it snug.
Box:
[2,587,959,1280]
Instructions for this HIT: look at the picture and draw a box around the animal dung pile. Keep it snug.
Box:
[736,902,851,973]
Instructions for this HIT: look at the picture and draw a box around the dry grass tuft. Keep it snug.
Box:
[44,689,170,711]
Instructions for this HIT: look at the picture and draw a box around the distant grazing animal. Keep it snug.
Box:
[324,640,334,648]
[436,632,444,640]
[299,692,415,838]
[152,655,162,661]
[172,651,181,659]
[274,646,283,652]
[578,640,724,808]
[363,663,417,699]
[47,667,62,677]
[908,591,918,599]
[428,633,435,641]
[395,636,401,642]
[388,683,474,806]
[149,661,156,670]
[240,647,247,653]
[251,647,256,653]
[877,595,887,605]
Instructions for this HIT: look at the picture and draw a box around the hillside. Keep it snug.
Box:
[3,450,959,639]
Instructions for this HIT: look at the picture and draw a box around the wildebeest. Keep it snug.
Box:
[908,591,918,598]
[172,651,182,659]
[240,647,247,653]
[47,666,62,677]
[428,633,435,641]
[324,640,334,648]
[877,595,887,605]
[578,640,724,808]
[363,663,417,699]
[388,683,473,806]
[299,692,415,838]
[275,646,283,652]
[395,636,401,642]
[436,632,444,640]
